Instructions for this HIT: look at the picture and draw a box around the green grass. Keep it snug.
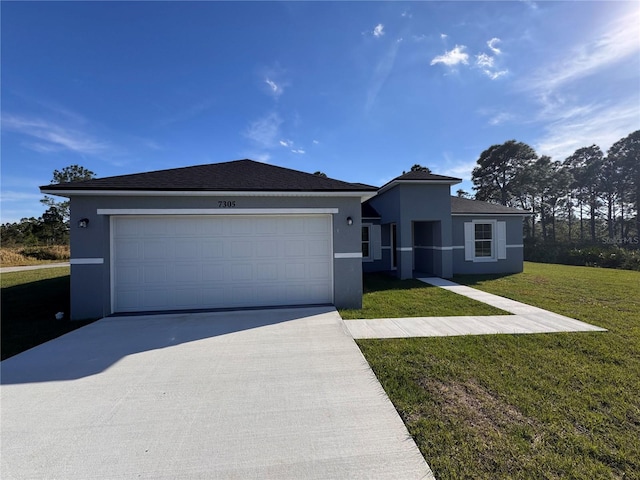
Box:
[339,273,508,319]
[1,267,96,360]
[357,263,640,479]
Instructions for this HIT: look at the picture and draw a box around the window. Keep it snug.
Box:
[362,225,371,260]
[474,223,493,258]
[464,220,506,262]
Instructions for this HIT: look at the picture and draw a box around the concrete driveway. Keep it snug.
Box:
[1,307,433,479]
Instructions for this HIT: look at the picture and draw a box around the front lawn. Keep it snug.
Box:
[1,267,95,360]
[358,263,640,479]
[339,273,508,319]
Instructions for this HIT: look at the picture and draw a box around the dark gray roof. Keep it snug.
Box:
[392,170,461,182]
[40,159,377,193]
[451,196,530,215]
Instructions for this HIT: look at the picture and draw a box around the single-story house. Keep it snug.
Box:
[41,159,529,319]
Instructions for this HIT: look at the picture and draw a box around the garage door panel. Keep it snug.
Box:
[285,240,306,257]
[143,265,166,284]
[309,263,330,279]
[143,241,167,260]
[175,240,200,259]
[142,289,170,308]
[116,265,140,285]
[257,263,278,280]
[202,240,224,258]
[143,219,168,236]
[113,215,332,312]
[115,240,139,260]
[202,264,224,281]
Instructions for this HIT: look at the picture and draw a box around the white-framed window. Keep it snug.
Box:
[464,220,506,262]
[362,225,371,260]
[474,222,493,258]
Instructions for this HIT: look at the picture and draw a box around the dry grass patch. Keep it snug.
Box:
[0,246,70,266]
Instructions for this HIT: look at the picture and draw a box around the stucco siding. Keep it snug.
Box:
[451,216,525,275]
[69,194,363,319]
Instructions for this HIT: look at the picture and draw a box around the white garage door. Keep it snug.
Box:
[112,215,333,313]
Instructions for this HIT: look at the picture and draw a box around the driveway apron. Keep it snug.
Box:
[1,307,433,479]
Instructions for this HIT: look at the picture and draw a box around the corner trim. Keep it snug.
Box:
[70,258,104,265]
[334,252,363,259]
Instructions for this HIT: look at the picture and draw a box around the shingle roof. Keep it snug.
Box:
[40,159,378,193]
[392,170,462,182]
[451,196,530,215]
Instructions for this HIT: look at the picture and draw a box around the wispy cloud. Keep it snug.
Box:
[522,8,640,160]
[525,7,640,92]
[312,140,319,145]
[430,45,469,67]
[366,37,403,111]
[373,24,385,38]
[1,114,108,154]
[265,78,284,97]
[536,102,638,160]
[291,149,305,154]
[279,139,292,147]
[243,112,283,149]
[475,52,508,80]
[401,11,412,19]
[260,64,290,98]
[487,37,502,55]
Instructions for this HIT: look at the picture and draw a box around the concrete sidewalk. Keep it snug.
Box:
[1,307,433,479]
[0,262,69,273]
[345,277,606,339]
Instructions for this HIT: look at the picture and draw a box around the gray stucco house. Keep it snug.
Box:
[41,160,528,320]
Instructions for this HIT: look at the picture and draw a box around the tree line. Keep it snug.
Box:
[471,130,640,245]
[1,165,95,246]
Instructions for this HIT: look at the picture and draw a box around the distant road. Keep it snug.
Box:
[0,263,70,274]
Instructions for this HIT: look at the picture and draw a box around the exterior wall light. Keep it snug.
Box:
[346,217,353,226]
[78,218,90,229]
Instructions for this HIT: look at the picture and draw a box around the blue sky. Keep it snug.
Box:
[2,1,639,224]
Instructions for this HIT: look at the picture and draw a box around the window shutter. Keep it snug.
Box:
[464,222,474,261]
[497,221,507,259]
[371,225,382,260]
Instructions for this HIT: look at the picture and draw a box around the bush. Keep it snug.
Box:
[524,240,640,271]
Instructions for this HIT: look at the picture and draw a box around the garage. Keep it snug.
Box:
[112,214,333,312]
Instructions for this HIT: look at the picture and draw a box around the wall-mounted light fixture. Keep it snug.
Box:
[346,216,353,226]
[78,218,90,229]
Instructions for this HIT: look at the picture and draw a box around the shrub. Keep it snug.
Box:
[524,240,640,271]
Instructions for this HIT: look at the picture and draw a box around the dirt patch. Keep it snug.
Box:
[420,377,538,439]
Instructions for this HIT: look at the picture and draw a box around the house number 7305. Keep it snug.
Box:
[218,200,236,208]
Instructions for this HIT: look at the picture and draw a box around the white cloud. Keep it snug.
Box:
[487,38,502,55]
[373,24,385,37]
[525,7,640,92]
[1,114,108,154]
[535,102,638,161]
[475,52,508,80]
[244,112,283,149]
[291,149,305,154]
[265,78,283,97]
[401,11,412,19]
[431,45,469,66]
[279,139,292,147]
[476,53,494,69]
[440,33,448,40]
[312,140,319,145]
